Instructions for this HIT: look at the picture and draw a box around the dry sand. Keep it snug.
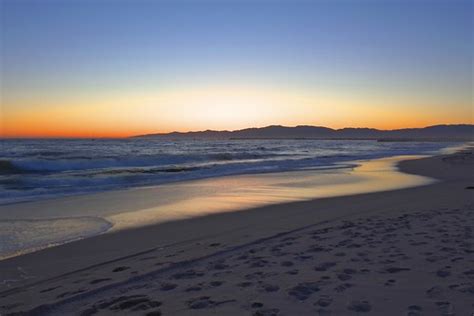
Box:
[0,149,473,315]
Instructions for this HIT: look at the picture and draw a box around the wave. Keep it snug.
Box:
[0,160,25,175]
[27,150,66,157]
[209,152,281,161]
[96,166,204,175]
[0,152,284,173]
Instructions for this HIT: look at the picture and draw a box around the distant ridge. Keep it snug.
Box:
[132,124,474,141]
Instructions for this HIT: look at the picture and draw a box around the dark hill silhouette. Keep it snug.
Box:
[133,124,474,141]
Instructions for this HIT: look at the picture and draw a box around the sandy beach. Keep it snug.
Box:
[2,0,472,314]
[0,149,473,315]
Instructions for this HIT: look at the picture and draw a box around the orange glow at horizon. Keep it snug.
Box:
[1,86,472,138]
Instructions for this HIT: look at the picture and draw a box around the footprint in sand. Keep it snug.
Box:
[112,266,130,272]
[347,300,372,312]
[187,296,216,309]
[160,283,177,291]
[184,285,201,292]
[237,281,253,287]
[315,295,333,307]
[251,302,264,308]
[80,295,162,315]
[288,282,320,301]
[259,283,280,292]
[90,278,111,285]
[172,270,205,279]
[253,308,280,316]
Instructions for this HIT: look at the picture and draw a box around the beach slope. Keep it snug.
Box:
[0,149,473,315]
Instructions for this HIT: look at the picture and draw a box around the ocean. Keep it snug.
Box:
[0,138,458,205]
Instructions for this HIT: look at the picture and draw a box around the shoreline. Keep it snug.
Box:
[0,154,434,261]
[0,148,473,315]
[1,140,464,207]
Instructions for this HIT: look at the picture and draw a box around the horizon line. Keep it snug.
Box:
[1,122,473,139]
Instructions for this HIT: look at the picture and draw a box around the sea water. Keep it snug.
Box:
[0,138,457,205]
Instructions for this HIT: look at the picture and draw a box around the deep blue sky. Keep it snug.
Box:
[1,0,472,136]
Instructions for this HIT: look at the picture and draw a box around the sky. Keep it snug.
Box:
[1,0,472,137]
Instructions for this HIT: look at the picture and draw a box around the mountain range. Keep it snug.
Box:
[133,124,474,141]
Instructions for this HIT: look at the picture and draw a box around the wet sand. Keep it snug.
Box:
[0,149,473,315]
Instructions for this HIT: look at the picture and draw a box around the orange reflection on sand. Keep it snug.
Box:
[108,155,433,230]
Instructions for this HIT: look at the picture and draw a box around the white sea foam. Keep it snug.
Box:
[0,217,112,260]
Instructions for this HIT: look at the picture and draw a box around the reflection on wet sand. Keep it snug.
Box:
[0,155,434,259]
[109,155,434,230]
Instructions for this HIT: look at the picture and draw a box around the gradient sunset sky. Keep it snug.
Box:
[1,0,472,138]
